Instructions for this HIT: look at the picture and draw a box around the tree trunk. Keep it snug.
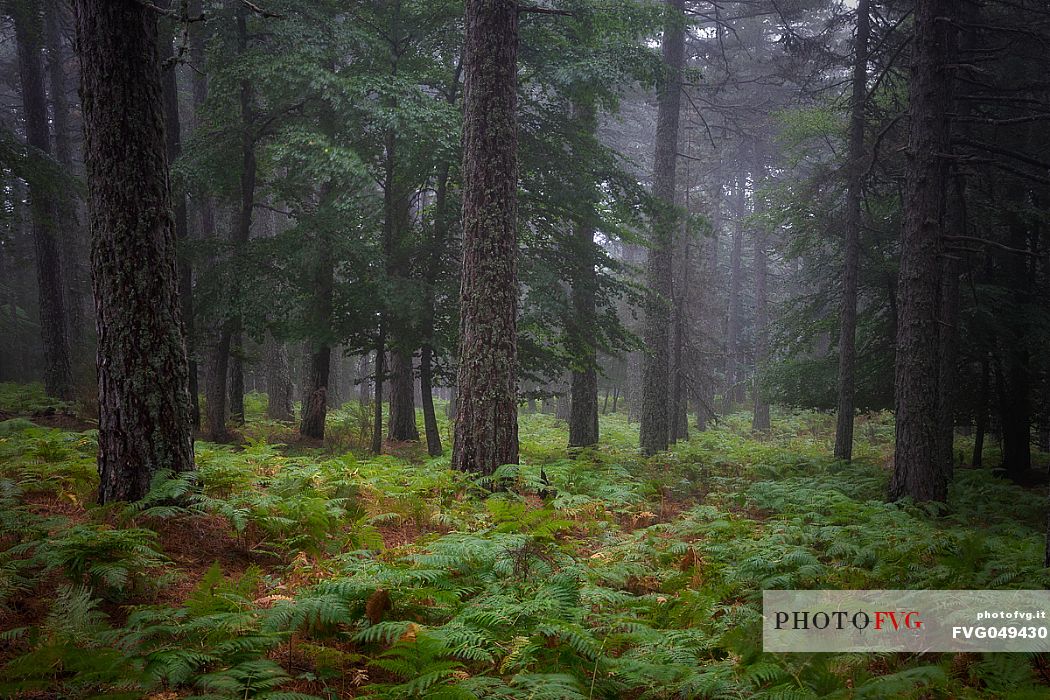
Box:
[568,96,600,448]
[229,332,246,424]
[452,0,520,475]
[358,353,372,406]
[833,0,870,459]
[420,343,442,456]
[1039,388,1050,453]
[639,0,686,456]
[227,5,256,428]
[1000,349,1032,480]
[265,333,293,420]
[418,70,460,459]
[626,351,641,423]
[556,385,571,422]
[0,178,24,381]
[446,385,456,419]
[45,2,89,372]
[751,160,771,433]
[159,15,200,430]
[694,189,721,433]
[889,0,954,503]
[724,173,746,412]
[567,264,600,447]
[381,111,418,442]
[371,335,385,454]
[997,191,1034,479]
[972,355,989,466]
[300,343,331,440]
[329,349,343,409]
[936,257,960,478]
[300,216,335,440]
[205,330,230,440]
[189,0,215,429]
[388,349,419,441]
[14,2,74,401]
[669,223,689,444]
[76,0,195,502]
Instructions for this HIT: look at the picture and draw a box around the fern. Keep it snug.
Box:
[33,524,168,598]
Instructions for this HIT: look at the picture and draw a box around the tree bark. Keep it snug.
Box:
[556,384,571,422]
[889,0,954,502]
[329,349,343,408]
[300,342,331,440]
[382,116,418,442]
[226,4,256,427]
[419,343,442,456]
[724,173,746,412]
[265,333,293,420]
[44,2,89,371]
[446,384,457,419]
[669,218,690,444]
[419,165,450,456]
[388,349,420,441]
[568,98,600,448]
[569,364,598,447]
[1038,376,1050,453]
[833,0,870,460]
[973,355,989,466]
[188,0,218,434]
[76,0,195,502]
[639,0,686,456]
[159,12,200,429]
[371,336,385,454]
[229,333,246,424]
[936,257,960,478]
[418,67,460,459]
[1,178,25,381]
[452,0,520,474]
[300,213,335,440]
[751,159,770,433]
[695,197,721,431]
[205,330,230,440]
[14,2,74,401]
[358,353,372,406]
[998,350,1032,479]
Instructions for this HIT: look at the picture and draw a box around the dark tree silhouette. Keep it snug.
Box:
[568,98,600,448]
[639,0,686,456]
[76,0,195,502]
[889,0,954,502]
[452,0,520,474]
[13,1,74,401]
[833,0,871,460]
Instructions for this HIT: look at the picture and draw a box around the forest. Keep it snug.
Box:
[1,0,1050,697]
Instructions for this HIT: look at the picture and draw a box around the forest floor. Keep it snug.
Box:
[1,382,1049,699]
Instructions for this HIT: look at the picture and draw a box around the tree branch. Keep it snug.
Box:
[942,235,1039,257]
[517,5,574,17]
[953,136,1050,171]
[240,0,285,19]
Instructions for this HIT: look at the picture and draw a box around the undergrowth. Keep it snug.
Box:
[1,384,1048,699]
